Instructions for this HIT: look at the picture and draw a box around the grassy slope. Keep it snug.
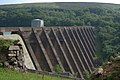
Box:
[55,2,120,9]
[0,68,71,80]
[0,2,120,9]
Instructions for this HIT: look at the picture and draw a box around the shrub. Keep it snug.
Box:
[53,64,63,73]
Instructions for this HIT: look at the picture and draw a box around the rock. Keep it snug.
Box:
[8,65,13,69]
[16,53,20,56]
[4,62,9,67]
[10,57,17,61]
[8,54,16,57]
[14,62,18,65]
[17,56,23,60]
[15,67,20,71]
[97,68,103,74]
[18,61,23,66]
[0,62,3,66]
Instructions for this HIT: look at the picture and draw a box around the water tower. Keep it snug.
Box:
[31,19,44,27]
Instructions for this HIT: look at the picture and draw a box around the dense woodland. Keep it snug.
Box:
[0,2,120,63]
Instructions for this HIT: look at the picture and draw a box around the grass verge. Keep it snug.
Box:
[0,68,72,80]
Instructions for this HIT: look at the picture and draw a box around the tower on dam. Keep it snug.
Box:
[0,26,96,79]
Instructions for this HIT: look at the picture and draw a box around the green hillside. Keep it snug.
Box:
[91,55,120,80]
[1,2,120,9]
[1,2,120,27]
[0,3,59,9]
[56,2,120,9]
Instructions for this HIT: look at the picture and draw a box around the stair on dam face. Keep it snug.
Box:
[0,26,96,79]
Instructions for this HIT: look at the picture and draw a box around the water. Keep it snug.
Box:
[3,32,11,35]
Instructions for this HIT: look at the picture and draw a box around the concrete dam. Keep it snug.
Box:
[0,26,96,79]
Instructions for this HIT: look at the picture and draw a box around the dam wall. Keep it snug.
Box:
[0,26,95,79]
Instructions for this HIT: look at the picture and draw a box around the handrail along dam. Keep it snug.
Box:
[0,26,96,79]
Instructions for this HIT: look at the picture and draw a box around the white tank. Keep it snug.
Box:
[31,19,44,27]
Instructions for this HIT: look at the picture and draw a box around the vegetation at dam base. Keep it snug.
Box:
[90,55,120,80]
[0,38,15,55]
[0,67,71,80]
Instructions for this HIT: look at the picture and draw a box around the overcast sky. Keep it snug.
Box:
[0,0,120,5]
